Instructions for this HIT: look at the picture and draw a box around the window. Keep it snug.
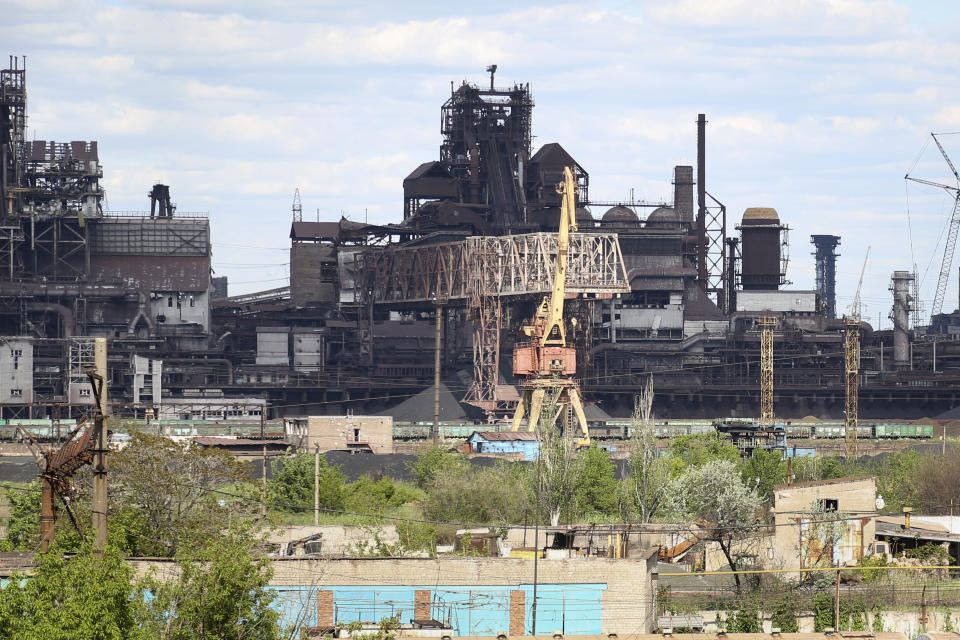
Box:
[10,389,22,398]
[167,296,173,307]
[817,498,839,512]
[79,388,91,398]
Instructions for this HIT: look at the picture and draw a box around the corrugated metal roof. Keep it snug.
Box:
[470,431,539,441]
[774,476,874,491]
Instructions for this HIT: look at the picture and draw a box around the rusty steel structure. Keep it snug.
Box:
[361,233,627,304]
[759,316,776,425]
[5,61,960,429]
[359,231,627,412]
[844,317,860,458]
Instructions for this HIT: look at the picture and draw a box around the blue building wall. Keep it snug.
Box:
[270,583,606,636]
[467,434,541,461]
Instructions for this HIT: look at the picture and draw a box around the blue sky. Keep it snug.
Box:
[3,0,960,326]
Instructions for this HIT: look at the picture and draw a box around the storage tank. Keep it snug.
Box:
[739,207,785,290]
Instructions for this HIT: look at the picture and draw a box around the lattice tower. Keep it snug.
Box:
[758,316,777,425]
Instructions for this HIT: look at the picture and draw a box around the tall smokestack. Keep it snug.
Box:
[673,166,694,223]
[697,114,707,289]
[811,235,841,318]
[890,270,914,369]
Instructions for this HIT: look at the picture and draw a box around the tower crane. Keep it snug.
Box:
[906,133,960,322]
[844,246,869,458]
[511,166,590,443]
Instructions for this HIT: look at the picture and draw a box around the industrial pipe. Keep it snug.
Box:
[26,302,75,338]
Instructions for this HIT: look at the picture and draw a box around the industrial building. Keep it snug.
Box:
[3,59,960,425]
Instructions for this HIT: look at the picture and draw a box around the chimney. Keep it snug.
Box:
[673,166,694,223]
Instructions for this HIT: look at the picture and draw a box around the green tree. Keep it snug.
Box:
[0,542,144,640]
[139,523,283,640]
[742,449,787,505]
[100,432,258,556]
[268,451,346,513]
[1,482,41,551]
[409,446,469,489]
[422,463,531,525]
[664,459,762,594]
[625,382,670,523]
[574,445,618,517]
[668,432,739,476]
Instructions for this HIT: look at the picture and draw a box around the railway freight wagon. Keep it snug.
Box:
[786,421,934,439]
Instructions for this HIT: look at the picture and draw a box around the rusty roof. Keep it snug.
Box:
[469,431,539,441]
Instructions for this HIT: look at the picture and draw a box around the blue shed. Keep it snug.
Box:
[467,431,540,460]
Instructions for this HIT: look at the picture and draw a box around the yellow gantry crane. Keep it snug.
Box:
[758,316,777,425]
[511,166,589,442]
[845,247,870,458]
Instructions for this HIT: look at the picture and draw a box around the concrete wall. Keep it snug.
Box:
[284,555,654,637]
[290,243,337,307]
[0,338,33,404]
[257,328,290,366]
[130,555,657,637]
[737,290,817,313]
[773,477,877,572]
[150,290,210,331]
[293,330,325,372]
[306,416,394,454]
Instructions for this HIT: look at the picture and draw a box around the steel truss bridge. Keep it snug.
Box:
[359,232,629,413]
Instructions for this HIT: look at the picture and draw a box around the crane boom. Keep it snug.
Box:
[932,196,960,319]
[851,246,870,319]
[905,175,959,196]
[542,166,577,346]
[933,133,960,183]
[906,133,960,321]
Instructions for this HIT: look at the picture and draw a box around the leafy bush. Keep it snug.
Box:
[770,600,800,632]
[422,463,531,525]
[409,446,468,488]
[268,451,347,513]
[905,543,953,565]
[728,601,761,632]
[858,554,889,583]
[1,483,40,551]
[396,520,438,554]
[346,476,418,514]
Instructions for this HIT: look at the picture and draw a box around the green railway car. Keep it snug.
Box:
[874,423,934,438]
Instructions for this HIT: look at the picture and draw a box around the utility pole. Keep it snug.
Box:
[314,442,321,526]
[531,452,540,637]
[432,298,445,446]
[88,336,108,554]
[260,407,267,519]
[834,567,841,630]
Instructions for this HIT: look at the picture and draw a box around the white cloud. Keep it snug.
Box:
[1,0,957,306]
[645,0,910,36]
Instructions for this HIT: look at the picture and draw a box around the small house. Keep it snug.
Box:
[466,431,540,460]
